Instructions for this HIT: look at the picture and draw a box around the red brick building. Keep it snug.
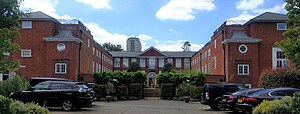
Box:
[110,46,195,87]
[191,12,289,87]
[12,11,113,82]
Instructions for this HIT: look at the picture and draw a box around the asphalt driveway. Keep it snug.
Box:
[50,98,230,114]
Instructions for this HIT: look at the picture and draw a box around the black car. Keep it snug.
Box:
[201,83,248,110]
[29,77,71,87]
[236,88,300,113]
[219,88,263,112]
[10,81,94,111]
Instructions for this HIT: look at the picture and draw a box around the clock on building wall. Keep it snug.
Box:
[57,43,66,52]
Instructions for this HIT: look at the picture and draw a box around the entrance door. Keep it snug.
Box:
[147,72,156,88]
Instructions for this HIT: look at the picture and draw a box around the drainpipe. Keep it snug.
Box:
[78,29,82,81]
[222,30,226,82]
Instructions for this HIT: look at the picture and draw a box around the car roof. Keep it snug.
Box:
[39,81,81,84]
[30,77,69,80]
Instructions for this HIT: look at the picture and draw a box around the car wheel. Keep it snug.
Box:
[62,100,73,111]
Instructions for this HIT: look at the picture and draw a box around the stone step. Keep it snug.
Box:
[144,88,161,97]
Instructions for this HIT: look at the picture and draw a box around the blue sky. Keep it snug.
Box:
[20,0,286,51]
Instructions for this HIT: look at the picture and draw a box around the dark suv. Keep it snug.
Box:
[201,83,248,110]
[10,81,94,111]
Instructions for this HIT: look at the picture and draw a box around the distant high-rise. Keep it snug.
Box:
[126,37,141,51]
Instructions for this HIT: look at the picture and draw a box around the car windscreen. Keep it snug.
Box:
[77,83,89,89]
[250,89,271,96]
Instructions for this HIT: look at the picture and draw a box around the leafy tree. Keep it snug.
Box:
[127,62,141,72]
[181,41,191,52]
[277,0,300,69]
[162,63,175,73]
[0,0,23,73]
[102,42,124,51]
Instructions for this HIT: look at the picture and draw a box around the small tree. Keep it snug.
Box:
[277,0,300,69]
[162,63,175,73]
[181,41,191,52]
[0,0,23,73]
[127,62,141,72]
[102,42,124,51]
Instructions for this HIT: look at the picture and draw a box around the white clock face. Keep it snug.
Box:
[57,43,66,52]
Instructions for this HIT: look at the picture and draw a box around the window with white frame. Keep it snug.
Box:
[184,58,190,68]
[99,64,102,72]
[114,58,120,67]
[205,51,207,58]
[131,58,137,63]
[99,51,101,59]
[208,49,211,57]
[205,64,207,73]
[214,40,216,48]
[22,21,32,28]
[277,23,287,30]
[175,58,181,68]
[238,64,249,75]
[148,57,156,69]
[88,39,90,47]
[140,58,146,67]
[0,71,10,81]
[93,61,95,73]
[272,47,288,68]
[93,48,95,55]
[96,62,98,72]
[96,50,98,57]
[55,63,67,74]
[201,66,204,73]
[167,58,173,65]
[159,58,164,67]
[214,57,217,70]
[123,58,128,67]
[21,49,31,57]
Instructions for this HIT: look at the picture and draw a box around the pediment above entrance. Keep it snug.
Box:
[139,46,167,57]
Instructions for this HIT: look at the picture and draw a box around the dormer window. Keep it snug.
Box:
[277,23,287,30]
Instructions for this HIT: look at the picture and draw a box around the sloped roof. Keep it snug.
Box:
[20,11,59,23]
[109,50,196,58]
[139,46,168,57]
[245,12,287,24]
[163,51,196,58]
[222,31,261,44]
[43,30,82,43]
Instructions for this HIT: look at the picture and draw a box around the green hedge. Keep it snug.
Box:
[260,68,300,88]
[253,92,300,114]
[93,84,106,100]
[0,95,49,114]
[115,85,128,100]
[160,83,175,100]
[0,75,30,97]
[128,83,143,99]
[157,71,205,86]
[93,72,146,85]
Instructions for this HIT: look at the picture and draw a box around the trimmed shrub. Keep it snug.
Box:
[0,75,30,97]
[291,92,300,114]
[260,68,300,88]
[252,97,293,114]
[191,87,203,99]
[115,85,128,100]
[93,84,106,99]
[128,83,143,99]
[0,95,49,114]
[160,83,175,100]
[0,95,12,114]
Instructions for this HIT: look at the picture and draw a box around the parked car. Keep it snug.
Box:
[219,88,264,112]
[200,83,248,110]
[29,77,71,87]
[10,81,94,111]
[236,88,300,113]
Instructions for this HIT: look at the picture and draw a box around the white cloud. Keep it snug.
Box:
[236,0,265,10]
[84,23,153,51]
[153,40,203,51]
[20,0,72,19]
[253,3,286,14]
[156,0,215,21]
[229,2,286,25]
[74,0,111,9]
